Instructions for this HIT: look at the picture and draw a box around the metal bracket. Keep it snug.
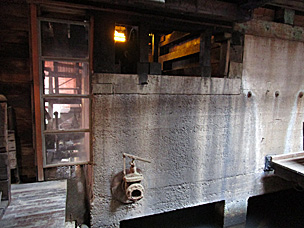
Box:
[264,155,274,172]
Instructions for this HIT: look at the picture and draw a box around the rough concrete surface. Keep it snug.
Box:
[91,34,304,227]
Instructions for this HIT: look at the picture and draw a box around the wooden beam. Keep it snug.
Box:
[30,4,44,181]
[27,0,237,26]
[158,37,201,68]
[159,31,191,47]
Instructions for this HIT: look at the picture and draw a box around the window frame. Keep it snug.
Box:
[38,17,91,168]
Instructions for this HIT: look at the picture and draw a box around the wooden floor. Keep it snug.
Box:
[0,180,67,228]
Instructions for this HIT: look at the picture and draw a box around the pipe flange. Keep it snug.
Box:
[126,183,144,201]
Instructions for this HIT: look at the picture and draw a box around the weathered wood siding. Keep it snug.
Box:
[0,0,36,182]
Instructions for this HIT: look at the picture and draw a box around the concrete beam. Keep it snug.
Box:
[92,73,242,95]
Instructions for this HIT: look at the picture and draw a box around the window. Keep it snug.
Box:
[39,19,90,167]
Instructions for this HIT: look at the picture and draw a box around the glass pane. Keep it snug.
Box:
[44,98,90,131]
[43,61,89,95]
[41,21,88,58]
[45,132,90,165]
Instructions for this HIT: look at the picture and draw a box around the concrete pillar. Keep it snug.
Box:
[224,198,248,228]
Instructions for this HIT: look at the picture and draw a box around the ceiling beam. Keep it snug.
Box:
[268,0,304,12]
[29,0,251,23]
[240,0,275,10]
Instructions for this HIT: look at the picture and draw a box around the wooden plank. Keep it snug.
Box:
[271,151,304,161]
[18,147,34,156]
[0,30,29,44]
[0,84,31,96]
[13,108,32,121]
[0,43,29,58]
[0,2,29,18]
[159,31,191,47]
[0,180,67,228]
[4,96,31,109]
[30,4,44,181]
[0,17,29,31]
[0,59,30,77]
[159,38,200,66]
[0,73,30,83]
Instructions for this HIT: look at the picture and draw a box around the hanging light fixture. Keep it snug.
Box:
[114,25,126,42]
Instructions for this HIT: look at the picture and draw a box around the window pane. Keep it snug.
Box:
[43,61,89,95]
[44,98,90,131]
[45,132,90,165]
[41,21,88,58]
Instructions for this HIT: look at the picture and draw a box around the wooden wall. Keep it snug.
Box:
[0,0,36,182]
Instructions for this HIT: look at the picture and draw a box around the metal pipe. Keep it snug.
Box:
[123,153,151,163]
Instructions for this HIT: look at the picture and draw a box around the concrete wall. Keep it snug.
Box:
[91,34,304,227]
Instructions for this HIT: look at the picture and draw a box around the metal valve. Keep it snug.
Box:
[111,153,151,204]
[123,153,151,202]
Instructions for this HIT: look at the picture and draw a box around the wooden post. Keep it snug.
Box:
[200,29,212,77]
[30,4,44,181]
[153,34,159,63]
[89,16,94,75]
[139,23,149,63]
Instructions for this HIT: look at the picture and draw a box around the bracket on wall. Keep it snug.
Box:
[264,155,274,172]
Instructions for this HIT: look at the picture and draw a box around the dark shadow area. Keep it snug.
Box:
[246,188,304,228]
[44,165,90,226]
[120,201,224,228]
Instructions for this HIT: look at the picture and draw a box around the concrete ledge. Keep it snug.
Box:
[92,74,242,95]
[235,19,304,42]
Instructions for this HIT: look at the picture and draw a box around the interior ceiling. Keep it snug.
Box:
[35,0,304,32]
